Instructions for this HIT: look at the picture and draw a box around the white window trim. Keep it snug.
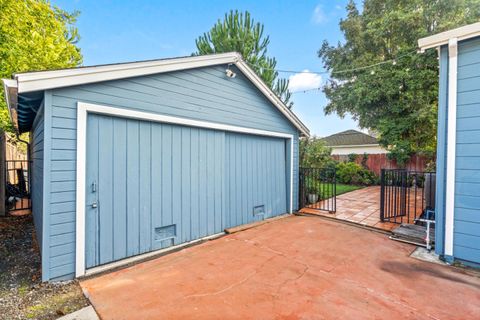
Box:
[444,38,458,256]
[75,102,295,277]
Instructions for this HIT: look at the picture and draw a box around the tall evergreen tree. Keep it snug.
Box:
[195,10,292,107]
[318,0,480,165]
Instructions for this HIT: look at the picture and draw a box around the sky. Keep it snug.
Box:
[52,0,361,137]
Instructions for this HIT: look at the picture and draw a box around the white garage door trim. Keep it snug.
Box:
[75,101,294,277]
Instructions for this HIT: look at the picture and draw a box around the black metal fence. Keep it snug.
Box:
[5,160,32,213]
[380,169,435,224]
[299,167,336,213]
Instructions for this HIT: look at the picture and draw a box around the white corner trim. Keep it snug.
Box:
[75,103,87,277]
[418,22,480,51]
[75,102,295,277]
[444,38,458,256]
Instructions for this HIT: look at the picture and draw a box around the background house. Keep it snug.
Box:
[323,130,427,175]
[419,22,480,267]
[2,52,309,281]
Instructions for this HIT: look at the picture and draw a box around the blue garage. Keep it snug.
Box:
[2,52,309,281]
[419,22,480,267]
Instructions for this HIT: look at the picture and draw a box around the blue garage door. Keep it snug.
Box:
[85,114,287,268]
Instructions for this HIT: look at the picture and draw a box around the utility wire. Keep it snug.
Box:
[246,50,418,95]
[246,50,417,76]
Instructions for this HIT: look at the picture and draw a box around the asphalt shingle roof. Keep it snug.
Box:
[322,130,378,146]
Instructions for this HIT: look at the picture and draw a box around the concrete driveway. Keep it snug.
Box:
[81,216,480,320]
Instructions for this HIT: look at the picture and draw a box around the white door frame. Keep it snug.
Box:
[75,102,295,277]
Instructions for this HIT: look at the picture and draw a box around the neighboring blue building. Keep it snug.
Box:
[419,22,480,267]
[2,52,309,281]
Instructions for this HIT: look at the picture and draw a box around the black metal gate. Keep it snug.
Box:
[380,169,435,224]
[5,160,32,213]
[299,167,336,213]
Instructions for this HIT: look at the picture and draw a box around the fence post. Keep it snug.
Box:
[0,131,5,216]
[380,169,385,222]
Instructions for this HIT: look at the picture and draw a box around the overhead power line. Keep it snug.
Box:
[246,50,418,76]
[246,50,419,95]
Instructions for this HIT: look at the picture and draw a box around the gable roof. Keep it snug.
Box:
[2,52,309,136]
[322,130,378,147]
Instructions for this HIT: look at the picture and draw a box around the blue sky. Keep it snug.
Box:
[52,0,361,136]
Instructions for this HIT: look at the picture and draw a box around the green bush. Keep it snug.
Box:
[336,162,378,185]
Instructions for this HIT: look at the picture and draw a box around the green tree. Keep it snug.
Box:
[0,0,82,132]
[299,137,333,168]
[195,10,292,107]
[318,0,480,165]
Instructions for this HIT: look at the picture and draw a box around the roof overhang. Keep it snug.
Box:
[2,52,309,136]
[418,22,480,51]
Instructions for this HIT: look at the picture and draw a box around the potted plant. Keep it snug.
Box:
[307,186,319,204]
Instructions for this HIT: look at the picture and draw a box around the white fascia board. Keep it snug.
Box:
[418,22,480,51]
[11,52,309,137]
[16,53,240,93]
[235,60,310,137]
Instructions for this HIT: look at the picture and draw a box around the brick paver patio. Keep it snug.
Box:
[300,186,400,231]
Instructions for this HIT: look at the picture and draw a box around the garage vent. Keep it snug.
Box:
[155,224,176,241]
[253,205,265,216]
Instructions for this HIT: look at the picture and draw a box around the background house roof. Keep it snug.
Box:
[322,130,378,146]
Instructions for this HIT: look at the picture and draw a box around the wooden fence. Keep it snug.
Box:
[332,154,428,176]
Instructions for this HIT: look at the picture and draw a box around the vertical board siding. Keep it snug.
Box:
[224,133,287,229]
[46,64,299,279]
[453,37,480,263]
[85,114,225,268]
[31,106,45,253]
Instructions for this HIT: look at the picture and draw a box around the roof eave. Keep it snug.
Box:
[15,52,242,93]
[2,79,19,132]
[9,52,309,136]
[4,53,309,136]
[418,22,480,51]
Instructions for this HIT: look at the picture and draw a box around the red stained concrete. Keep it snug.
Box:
[81,216,480,320]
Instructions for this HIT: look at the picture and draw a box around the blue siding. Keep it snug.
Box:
[437,37,480,265]
[42,64,299,280]
[30,103,45,254]
[225,132,287,229]
[85,114,227,268]
[454,37,480,264]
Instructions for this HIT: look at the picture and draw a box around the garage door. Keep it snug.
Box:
[85,114,287,268]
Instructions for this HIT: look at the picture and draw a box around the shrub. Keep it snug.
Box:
[300,137,333,168]
[347,153,358,163]
[336,162,378,185]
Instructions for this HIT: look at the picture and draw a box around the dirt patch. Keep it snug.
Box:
[0,215,89,320]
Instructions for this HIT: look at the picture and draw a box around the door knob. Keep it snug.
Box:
[91,201,98,208]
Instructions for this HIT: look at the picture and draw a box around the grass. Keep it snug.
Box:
[307,183,364,200]
[335,183,363,196]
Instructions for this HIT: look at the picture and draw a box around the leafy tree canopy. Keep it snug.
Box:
[195,10,292,107]
[0,0,82,132]
[318,0,480,165]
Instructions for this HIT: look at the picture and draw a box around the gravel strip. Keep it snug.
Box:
[0,215,89,320]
